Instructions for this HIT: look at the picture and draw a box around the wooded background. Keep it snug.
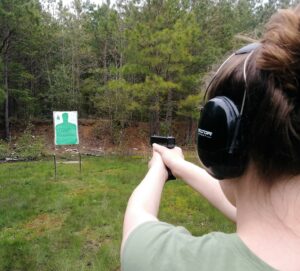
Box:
[0,0,297,142]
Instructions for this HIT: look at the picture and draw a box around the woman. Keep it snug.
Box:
[121,5,300,271]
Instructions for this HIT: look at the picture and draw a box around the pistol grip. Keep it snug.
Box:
[167,168,176,181]
[166,146,176,181]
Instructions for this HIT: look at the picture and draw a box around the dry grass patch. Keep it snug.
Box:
[24,213,67,240]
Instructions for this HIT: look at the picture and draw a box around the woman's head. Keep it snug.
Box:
[206,5,300,183]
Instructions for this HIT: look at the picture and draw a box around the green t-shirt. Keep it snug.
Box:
[121,221,277,271]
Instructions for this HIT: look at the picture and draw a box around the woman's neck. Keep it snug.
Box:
[236,170,300,271]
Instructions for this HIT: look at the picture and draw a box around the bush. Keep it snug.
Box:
[0,140,10,160]
[92,120,111,140]
[14,123,45,160]
[92,119,125,145]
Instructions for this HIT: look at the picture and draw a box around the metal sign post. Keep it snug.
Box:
[54,154,57,180]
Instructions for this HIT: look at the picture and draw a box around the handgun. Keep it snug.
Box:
[150,135,176,180]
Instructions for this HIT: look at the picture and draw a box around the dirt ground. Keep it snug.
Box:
[8,119,197,156]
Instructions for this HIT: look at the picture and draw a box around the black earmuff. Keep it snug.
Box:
[197,43,260,180]
[197,96,245,179]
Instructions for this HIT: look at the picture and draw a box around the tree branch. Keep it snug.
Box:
[0,29,14,54]
[234,34,258,43]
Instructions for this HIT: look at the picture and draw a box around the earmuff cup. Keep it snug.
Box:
[197,96,247,179]
[197,43,260,180]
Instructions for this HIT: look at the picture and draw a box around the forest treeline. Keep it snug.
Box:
[0,0,298,142]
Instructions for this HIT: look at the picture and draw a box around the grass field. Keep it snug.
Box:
[0,155,235,271]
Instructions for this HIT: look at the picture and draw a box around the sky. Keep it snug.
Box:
[41,0,117,16]
[62,0,116,8]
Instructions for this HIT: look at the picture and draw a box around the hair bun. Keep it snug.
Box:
[257,5,300,93]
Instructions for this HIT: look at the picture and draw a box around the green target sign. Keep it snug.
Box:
[53,111,79,145]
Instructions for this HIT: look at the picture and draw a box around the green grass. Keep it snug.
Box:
[0,156,235,271]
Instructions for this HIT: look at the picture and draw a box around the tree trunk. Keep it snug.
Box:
[4,53,10,141]
[44,57,53,109]
[149,112,159,136]
[71,42,76,104]
[165,89,173,135]
[103,40,108,83]
[186,117,193,145]
[45,57,52,88]
[149,94,160,135]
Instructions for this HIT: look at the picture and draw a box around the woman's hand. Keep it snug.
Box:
[152,143,185,178]
[148,150,168,181]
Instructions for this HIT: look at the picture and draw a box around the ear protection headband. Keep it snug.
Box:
[197,43,260,180]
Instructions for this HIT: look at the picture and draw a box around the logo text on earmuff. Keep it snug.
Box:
[198,128,213,138]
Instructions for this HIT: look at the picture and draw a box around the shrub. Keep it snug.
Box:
[14,123,45,160]
[0,140,10,160]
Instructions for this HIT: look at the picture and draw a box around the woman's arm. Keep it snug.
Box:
[153,144,236,222]
[121,152,168,253]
